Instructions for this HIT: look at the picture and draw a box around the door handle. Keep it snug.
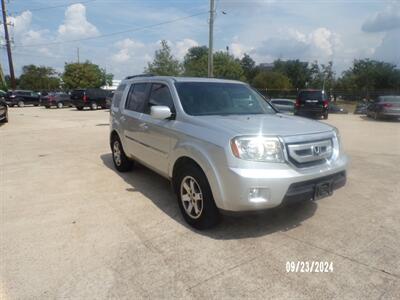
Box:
[139,123,149,130]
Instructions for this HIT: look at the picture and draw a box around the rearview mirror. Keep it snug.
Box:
[150,105,172,120]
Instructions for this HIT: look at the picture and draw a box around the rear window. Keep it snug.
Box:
[298,91,325,102]
[112,84,126,108]
[71,90,85,99]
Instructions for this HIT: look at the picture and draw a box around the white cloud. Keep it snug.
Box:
[58,4,99,39]
[174,38,198,59]
[112,38,145,63]
[373,29,400,65]
[256,27,341,62]
[229,42,254,58]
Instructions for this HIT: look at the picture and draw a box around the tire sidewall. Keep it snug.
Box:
[111,135,133,172]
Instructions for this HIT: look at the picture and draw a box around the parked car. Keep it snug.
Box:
[294,89,329,119]
[0,98,8,123]
[328,102,348,114]
[5,90,40,107]
[270,99,295,114]
[71,88,109,110]
[354,100,370,115]
[105,90,115,109]
[366,95,400,120]
[41,92,73,108]
[109,75,348,229]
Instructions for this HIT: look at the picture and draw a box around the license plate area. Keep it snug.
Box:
[314,181,333,200]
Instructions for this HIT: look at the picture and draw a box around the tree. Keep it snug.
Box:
[18,65,60,91]
[240,53,256,82]
[309,61,335,91]
[252,71,292,90]
[145,40,182,76]
[273,59,311,88]
[62,61,113,89]
[183,46,208,77]
[183,46,244,80]
[213,51,244,80]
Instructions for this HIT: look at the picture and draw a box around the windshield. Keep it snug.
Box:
[174,82,276,116]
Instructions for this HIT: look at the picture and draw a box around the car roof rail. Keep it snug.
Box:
[125,74,155,80]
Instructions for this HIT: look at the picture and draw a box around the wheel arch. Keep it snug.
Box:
[170,145,226,209]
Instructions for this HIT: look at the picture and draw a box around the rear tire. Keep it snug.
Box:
[17,101,24,107]
[45,106,50,109]
[57,102,63,109]
[111,134,133,172]
[175,164,220,230]
[76,106,84,111]
[90,102,98,110]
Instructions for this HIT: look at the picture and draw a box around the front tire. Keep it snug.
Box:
[17,101,24,107]
[76,106,84,111]
[111,135,133,172]
[57,102,63,109]
[175,164,220,230]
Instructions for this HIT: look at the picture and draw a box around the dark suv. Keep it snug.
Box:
[71,88,109,110]
[5,90,40,107]
[294,90,329,119]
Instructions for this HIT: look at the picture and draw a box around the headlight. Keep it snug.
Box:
[332,128,342,159]
[231,136,284,162]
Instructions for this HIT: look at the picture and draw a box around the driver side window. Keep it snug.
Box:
[146,83,174,114]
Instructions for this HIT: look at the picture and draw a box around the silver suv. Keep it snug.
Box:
[110,75,348,229]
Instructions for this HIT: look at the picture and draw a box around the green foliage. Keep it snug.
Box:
[18,65,60,91]
[183,46,244,80]
[252,71,292,90]
[213,51,244,80]
[145,40,182,76]
[62,61,112,89]
[183,46,208,77]
[240,53,256,82]
[309,61,335,91]
[338,59,400,93]
[273,59,311,89]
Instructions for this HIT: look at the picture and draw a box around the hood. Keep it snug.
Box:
[189,113,333,137]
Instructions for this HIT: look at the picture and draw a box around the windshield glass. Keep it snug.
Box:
[174,82,276,116]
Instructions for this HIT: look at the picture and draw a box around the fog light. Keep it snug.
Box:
[248,188,270,203]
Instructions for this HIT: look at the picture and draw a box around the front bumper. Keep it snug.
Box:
[215,155,348,212]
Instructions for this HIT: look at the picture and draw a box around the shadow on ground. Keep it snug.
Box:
[359,115,400,122]
[100,153,317,240]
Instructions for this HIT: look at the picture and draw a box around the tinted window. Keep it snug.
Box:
[175,82,276,116]
[147,84,174,113]
[125,83,148,112]
[112,84,126,108]
[298,91,325,102]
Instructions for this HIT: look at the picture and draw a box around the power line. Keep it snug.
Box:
[11,0,97,14]
[13,10,208,48]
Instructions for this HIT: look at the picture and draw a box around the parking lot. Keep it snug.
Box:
[1,107,399,299]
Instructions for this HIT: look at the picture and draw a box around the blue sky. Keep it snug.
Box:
[1,0,399,79]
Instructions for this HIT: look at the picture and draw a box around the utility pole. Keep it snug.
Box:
[1,0,16,89]
[208,0,215,78]
[77,47,80,63]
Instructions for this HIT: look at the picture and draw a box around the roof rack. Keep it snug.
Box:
[125,74,155,80]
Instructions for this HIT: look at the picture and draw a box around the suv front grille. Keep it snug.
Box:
[286,139,333,167]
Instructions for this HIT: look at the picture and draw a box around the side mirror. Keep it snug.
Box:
[150,105,172,120]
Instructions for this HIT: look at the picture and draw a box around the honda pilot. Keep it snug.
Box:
[110,76,348,229]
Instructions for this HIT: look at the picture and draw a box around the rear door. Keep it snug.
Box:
[120,82,150,161]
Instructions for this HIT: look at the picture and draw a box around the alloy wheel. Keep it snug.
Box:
[180,176,203,219]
